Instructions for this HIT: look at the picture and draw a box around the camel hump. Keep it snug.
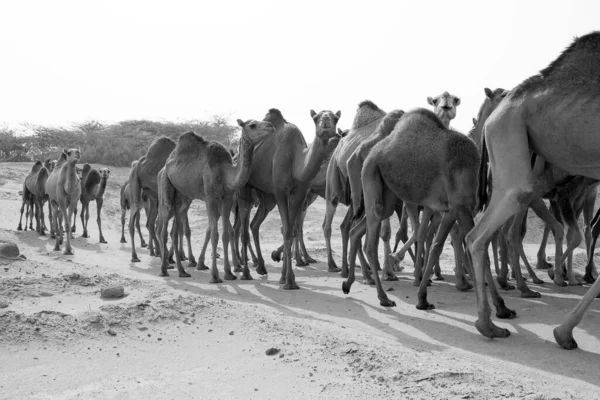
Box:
[83,168,101,191]
[206,142,232,167]
[264,109,287,124]
[540,31,600,78]
[55,152,68,168]
[146,136,176,160]
[408,108,447,130]
[30,161,43,173]
[377,109,405,136]
[352,100,386,129]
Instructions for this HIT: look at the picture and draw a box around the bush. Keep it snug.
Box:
[0,117,240,166]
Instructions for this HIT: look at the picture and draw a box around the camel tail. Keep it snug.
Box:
[591,206,600,229]
[348,153,364,216]
[476,134,489,212]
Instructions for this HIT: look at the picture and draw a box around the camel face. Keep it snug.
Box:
[427,91,460,126]
[310,110,342,140]
[236,119,275,142]
[63,148,81,164]
[99,168,111,180]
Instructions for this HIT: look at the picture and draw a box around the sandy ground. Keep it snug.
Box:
[1,161,599,400]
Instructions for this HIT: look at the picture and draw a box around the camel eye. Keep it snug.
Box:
[249,123,257,129]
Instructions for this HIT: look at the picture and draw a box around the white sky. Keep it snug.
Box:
[1,0,598,139]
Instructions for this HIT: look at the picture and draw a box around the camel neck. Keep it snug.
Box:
[293,135,328,183]
[64,161,79,195]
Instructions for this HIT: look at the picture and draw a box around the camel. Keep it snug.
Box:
[237,108,341,289]
[128,137,178,263]
[465,31,600,349]
[18,159,54,234]
[427,91,460,129]
[323,101,387,281]
[157,119,275,279]
[120,179,152,246]
[45,148,81,255]
[345,108,485,311]
[78,164,110,243]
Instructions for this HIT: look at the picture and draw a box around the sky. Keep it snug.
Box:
[1,0,598,139]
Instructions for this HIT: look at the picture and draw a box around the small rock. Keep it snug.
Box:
[279,353,284,358]
[229,331,234,335]
[265,348,280,356]
[386,287,394,292]
[208,329,213,332]
[157,337,162,341]
[100,286,125,299]
[40,291,53,297]
[0,301,9,309]
[107,329,117,336]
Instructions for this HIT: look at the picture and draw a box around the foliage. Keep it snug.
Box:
[0,117,240,166]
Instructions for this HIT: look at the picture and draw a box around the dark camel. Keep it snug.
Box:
[157,119,275,279]
[120,179,152,247]
[347,109,489,314]
[237,108,340,289]
[78,164,110,243]
[45,148,81,255]
[466,31,600,349]
[18,159,55,235]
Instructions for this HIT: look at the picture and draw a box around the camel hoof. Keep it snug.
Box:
[553,278,568,287]
[255,264,268,276]
[168,257,175,265]
[196,263,209,271]
[187,260,197,269]
[497,277,515,291]
[416,301,435,310]
[82,234,88,238]
[131,257,140,263]
[340,269,349,279]
[363,277,375,286]
[99,239,107,244]
[306,257,317,264]
[342,281,352,294]
[140,242,147,247]
[496,307,517,319]
[380,298,396,307]
[120,238,127,244]
[553,326,578,350]
[271,251,282,263]
[455,282,473,291]
[382,273,399,281]
[412,279,421,287]
[433,275,445,281]
[283,282,300,290]
[39,232,46,237]
[240,274,253,281]
[50,234,56,239]
[63,249,74,256]
[583,273,596,284]
[328,266,341,273]
[233,265,243,273]
[209,276,223,284]
[179,271,191,278]
[475,319,511,338]
[224,272,238,281]
[159,271,169,277]
[167,265,174,270]
[295,260,308,267]
[54,246,61,252]
[536,260,553,270]
[520,290,541,298]
[532,277,544,285]
[17,225,22,231]
[278,276,286,285]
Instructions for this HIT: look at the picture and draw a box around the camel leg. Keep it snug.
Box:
[17,190,28,231]
[80,202,87,238]
[251,193,274,275]
[37,198,47,236]
[390,204,420,269]
[169,197,191,278]
[61,201,76,255]
[425,213,442,280]
[535,224,553,270]
[505,212,541,298]
[381,218,399,281]
[94,199,105,243]
[554,273,600,349]
[558,204,584,286]
[417,211,457,310]
[491,231,500,276]
[180,207,196,268]
[120,206,128,243]
[203,198,224,283]
[323,198,340,273]
[584,207,600,283]
[51,202,61,251]
[239,199,254,281]
[27,196,35,231]
[337,206,353,276]
[197,226,211,270]
[148,203,160,258]
[157,202,172,277]
[413,207,434,287]
[275,188,305,290]
[449,224,472,291]
[219,197,236,281]
[496,230,514,290]
[128,180,143,262]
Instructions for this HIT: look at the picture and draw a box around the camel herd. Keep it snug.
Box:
[15,31,600,350]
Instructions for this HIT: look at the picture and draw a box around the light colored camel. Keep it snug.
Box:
[78,164,110,243]
[18,159,54,234]
[346,109,489,312]
[45,148,81,255]
[466,31,600,349]
[157,119,274,279]
[237,108,341,289]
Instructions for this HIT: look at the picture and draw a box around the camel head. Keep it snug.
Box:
[469,87,508,149]
[99,167,111,181]
[63,148,81,164]
[427,91,460,128]
[49,160,57,172]
[310,110,342,141]
[236,119,276,143]
[75,166,83,179]
[337,128,349,138]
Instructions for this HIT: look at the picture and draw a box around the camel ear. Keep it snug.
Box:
[472,118,477,126]
[454,97,461,106]
[335,110,341,119]
[237,119,244,127]
[310,110,317,119]
[63,148,68,155]
[427,97,435,106]
[484,87,493,99]
[501,90,509,97]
